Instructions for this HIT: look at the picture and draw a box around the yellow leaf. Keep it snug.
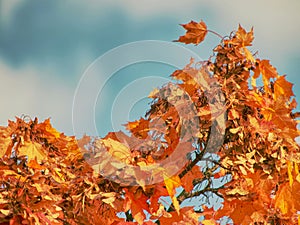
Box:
[101,138,131,163]
[164,174,181,214]
[0,209,10,216]
[1,170,27,182]
[148,88,159,98]
[287,161,294,187]
[202,219,217,225]
[229,127,241,134]
[52,168,65,183]
[243,47,255,62]
[18,142,47,163]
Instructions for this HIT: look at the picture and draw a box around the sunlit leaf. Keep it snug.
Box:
[176,20,207,45]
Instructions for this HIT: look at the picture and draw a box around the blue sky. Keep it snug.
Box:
[0,0,299,137]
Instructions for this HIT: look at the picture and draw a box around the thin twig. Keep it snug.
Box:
[208,30,223,39]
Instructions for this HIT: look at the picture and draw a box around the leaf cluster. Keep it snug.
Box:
[0,20,300,225]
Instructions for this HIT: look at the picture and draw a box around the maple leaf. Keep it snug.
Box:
[158,207,200,225]
[181,165,203,192]
[176,20,208,45]
[101,138,131,163]
[37,118,61,139]
[125,118,150,139]
[149,184,169,214]
[0,20,300,225]
[274,75,294,100]
[253,59,278,89]
[18,141,47,163]
[124,188,149,225]
[275,181,300,216]
[216,198,266,225]
[233,24,254,47]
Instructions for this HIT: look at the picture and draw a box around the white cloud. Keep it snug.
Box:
[0,60,74,135]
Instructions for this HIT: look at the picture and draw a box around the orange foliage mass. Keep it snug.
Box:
[1,20,300,225]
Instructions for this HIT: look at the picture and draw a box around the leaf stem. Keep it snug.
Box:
[207,30,223,39]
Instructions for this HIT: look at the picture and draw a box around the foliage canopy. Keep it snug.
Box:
[0,20,300,225]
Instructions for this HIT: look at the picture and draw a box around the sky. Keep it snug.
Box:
[0,0,299,138]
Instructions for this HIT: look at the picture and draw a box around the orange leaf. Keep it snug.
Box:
[149,184,169,214]
[27,159,46,170]
[181,165,203,192]
[124,188,149,225]
[37,118,61,139]
[0,126,13,158]
[279,181,300,215]
[253,59,278,89]
[125,118,150,139]
[159,207,200,224]
[234,24,254,47]
[176,20,207,45]
[216,199,265,225]
[274,75,294,100]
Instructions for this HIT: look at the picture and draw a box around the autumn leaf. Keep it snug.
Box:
[101,138,131,163]
[27,159,46,170]
[18,141,47,162]
[232,24,254,47]
[274,75,294,100]
[158,207,200,225]
[0,20,300,225]
[124,188,149,225]
[176,20,208,45]
[275,181,300,216]
[201,219,218,225]
[253,59,278,89]
[164,174,181,214]
[125,118,150,139]
[37,118,61,139]
[216,199,266,225]
[242,47,255,62]
[149,184,169,214]
[0,126,13,158]
[181,165,203,192]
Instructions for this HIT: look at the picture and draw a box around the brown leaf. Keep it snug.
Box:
[176,20,207,45]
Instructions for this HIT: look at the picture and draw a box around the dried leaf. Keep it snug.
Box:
[176,20,208,45]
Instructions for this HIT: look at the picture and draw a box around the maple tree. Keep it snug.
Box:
[1,20,300,225]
